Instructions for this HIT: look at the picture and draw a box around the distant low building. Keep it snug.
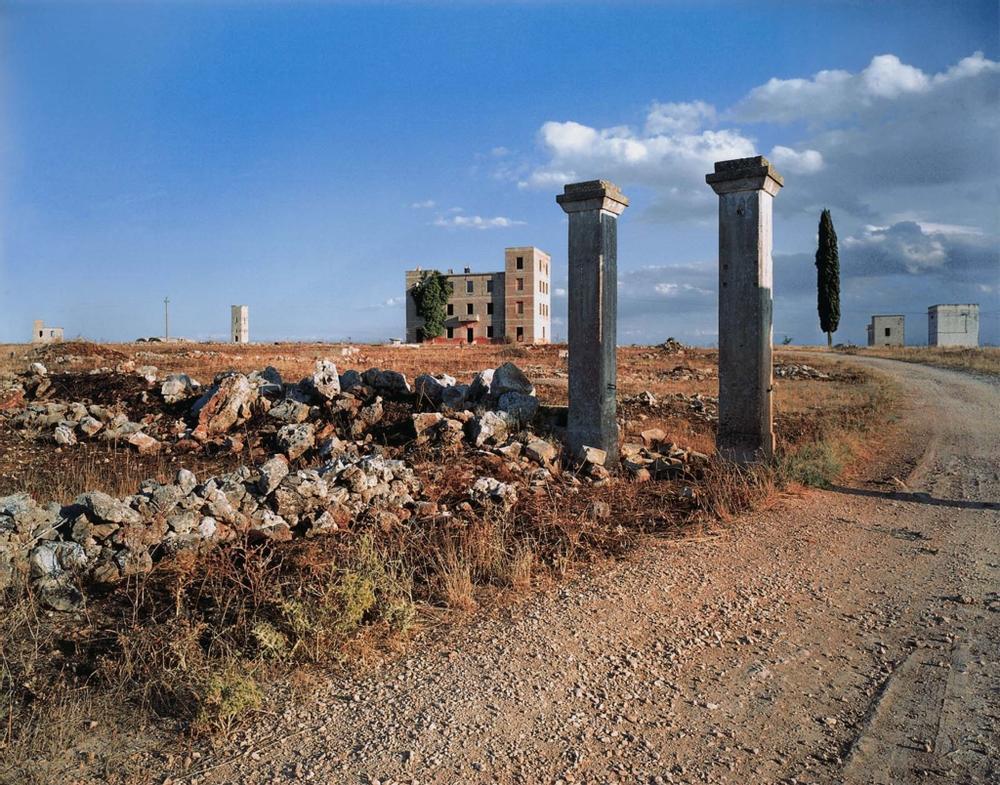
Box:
[928,304,979,347]
[31,319,63,344]
[867,314,905,347]
[405,246,551,344]
[231,305,249,343]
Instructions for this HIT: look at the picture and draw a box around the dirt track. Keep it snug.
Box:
[184,357,999,785]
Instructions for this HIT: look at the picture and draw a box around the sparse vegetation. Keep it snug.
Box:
[835,344,1000,376]
[0,341,896,784]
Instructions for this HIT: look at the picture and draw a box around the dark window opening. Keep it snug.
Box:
[516,327,524,342]
[466,280,474,293]
[884,327,891,337]
[447,303,454,315]
[487,326,494,338]
[516,256,524,270]
[487,302,493,315]
[466,328,474,343]
[466,303,474,315]
[447,327,453,339]
[486,280,493,293]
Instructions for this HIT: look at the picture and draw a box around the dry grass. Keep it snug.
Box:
[0,339,896,780]
[831,344,1000,376]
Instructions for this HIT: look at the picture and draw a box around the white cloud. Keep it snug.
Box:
[644,100,716,135]
[383,296,405,307]
[735,51,998,123]
[491,146,510,157]
[410,199,436,209]
[433,214,525,230]
[768,145,824,174]
[506,51,999,343]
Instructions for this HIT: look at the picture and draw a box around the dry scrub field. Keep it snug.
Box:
[832,344,1000,376]
[0,340,892,784]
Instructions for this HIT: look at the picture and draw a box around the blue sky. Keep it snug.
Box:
[1,1,997,345]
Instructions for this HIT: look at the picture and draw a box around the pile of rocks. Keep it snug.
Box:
[774,363,831,381]
[658,337,687,354]
[623,390,718,423]
[661,364,715,382]
[0,447,423,610]
[621,428,710,482]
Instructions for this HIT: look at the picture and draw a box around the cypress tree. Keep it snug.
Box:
[815,209,840,347]
[411,271,453,340]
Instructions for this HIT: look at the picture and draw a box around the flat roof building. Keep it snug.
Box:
[928,304,979,347]
[867,314,905,347]
[405,246,551,345]
[31,319,64,344]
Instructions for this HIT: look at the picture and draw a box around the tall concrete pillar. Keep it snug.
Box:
[706,156,784,462]
[557,180,629,466]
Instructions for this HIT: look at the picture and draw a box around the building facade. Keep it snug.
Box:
[231,305,249,343]
[31,319,64,344]
[928,304,979,347]
[866,314,905,347]
[405,246,551,344]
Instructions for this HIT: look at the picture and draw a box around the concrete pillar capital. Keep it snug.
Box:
[706,156,784,197]
[557,180,630,216]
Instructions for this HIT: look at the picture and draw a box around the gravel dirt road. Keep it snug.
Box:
[181,357,999,785]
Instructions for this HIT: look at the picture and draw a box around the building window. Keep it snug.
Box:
[516,327,524,342]
[447,327,454,339]
[516,278,524,291]
[487,326,494,338]
[884,327,891,337]
[542,326,546,339]
[467,303,474,316]
[517,301,524,315]
[466,280,474,293]
[447,303,454,316]
[486,279,493,293]
[487,302,493,315]
[516,256,523,270]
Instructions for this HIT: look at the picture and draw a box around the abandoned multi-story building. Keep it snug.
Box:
[31,319,64,344]
[866,314,905,347]
[928,304,979,347]
[404,246,551,344]
[231,305,249,343]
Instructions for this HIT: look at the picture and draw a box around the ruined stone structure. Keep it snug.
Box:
[866,314,905,347]
[928,304,979,347]
[558,180,628,465]
[31,320,63,344]
[231,305,249,344]
[404,247,551,344]
[706,156,783,463]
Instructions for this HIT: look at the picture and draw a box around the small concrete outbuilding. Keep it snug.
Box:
[867,315,905,347]
[928,304,979,347]
[31,319,63,344]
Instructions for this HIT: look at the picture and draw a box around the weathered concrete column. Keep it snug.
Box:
[557,180,629,466]
[706,156,783,462]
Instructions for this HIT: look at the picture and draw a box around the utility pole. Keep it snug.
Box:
[164,297,170,341]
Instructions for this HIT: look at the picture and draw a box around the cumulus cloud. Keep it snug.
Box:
[508,50,999,343]
[433,214,525,230]
[735,51,998,123]
[768,145,824,174]
[842,221,997,277]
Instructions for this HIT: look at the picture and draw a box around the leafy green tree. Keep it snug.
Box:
[815,209,841,347]
[410,271,453,340]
